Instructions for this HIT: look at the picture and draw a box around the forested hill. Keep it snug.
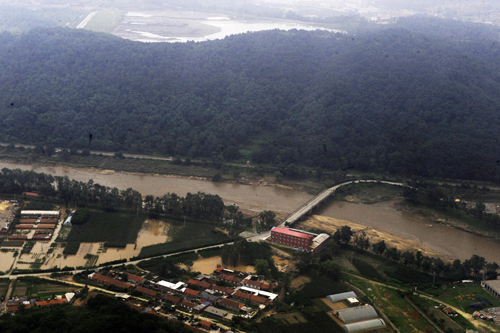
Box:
[1,27,500,182]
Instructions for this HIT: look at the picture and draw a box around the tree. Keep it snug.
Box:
[372,240,386,255]
[353,231,370,250]
[259,210,277,230]
[81,149,90,157]
[333,226,353,245]
[320,260,342,280]
[485,262,499,280]
[71,208,90,225]
[255,259,270,277]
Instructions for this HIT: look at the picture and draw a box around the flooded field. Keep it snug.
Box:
[111,9,344,43]
[0,201,15,230]
[181,256,254,275]
[18,219,171,270]
[0,251,15,272]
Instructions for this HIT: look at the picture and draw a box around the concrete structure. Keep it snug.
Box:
[335,305,378,324]
[204,305,230,319]
[482,280,500,299]
[270,227,315,251]
[21,210,60,217]
[343,318,386,333]
[269,227,329,252]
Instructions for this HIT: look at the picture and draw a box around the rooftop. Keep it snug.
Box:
[271,227,315,240]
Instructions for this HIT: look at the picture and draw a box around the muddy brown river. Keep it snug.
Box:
[2,160,500,263]
[318,200,500,263]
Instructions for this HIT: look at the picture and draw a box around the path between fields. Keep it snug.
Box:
[345,273,493,332]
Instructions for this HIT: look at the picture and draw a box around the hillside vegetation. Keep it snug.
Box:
[1,23,500,181]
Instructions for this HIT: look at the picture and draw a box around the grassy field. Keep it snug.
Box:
[22,200,57,211]
[138,219,231,258]
[346,275,440,333]
[63,242,81,255]
[66,210,144,244]
[434,283,500,314]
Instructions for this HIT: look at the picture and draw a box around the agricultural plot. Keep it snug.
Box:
[138,219,230,258]
[346,275,439,333]
[0,279,10,297]
[12,277,77,298]
[66,210,144,244]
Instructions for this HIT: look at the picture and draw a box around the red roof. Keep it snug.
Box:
[184,288,200,297]
[188,279,211,289]
[180,300,197,309]
[163,294,181,304]
[36,298,67,307]
[23,192,40,197]
[92,273,131,289]
[126,302,145,312]
[199,320,212,328]
[271,227,314,240]
[219,298,244,309]
[16,224,34,229]
[211,285,234,295]
[128,273,145,283]
[219,274,242,284]
[37,224,56,229]
[243,279,263,288]
[216,266,225,273]
[135,286,157,297]
[234,291,271,305]
[19,219,36,223]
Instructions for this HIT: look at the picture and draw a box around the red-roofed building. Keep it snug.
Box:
[219,298,245,311]
[233,291,271,306]
[37,224,56,229]
[199,320,212,330]
[270,227,314,250]
[242,279,263,290]
[127,273,145,284]
[36,298,67,308]
[9,235,28,240]
[179,299,197,310]
[126,302,145,312]
[91,273,132,290]
[184,288,200,300]
[211,285,234,295]
[15,224,34,229]
[7,304,31,313]
[215,266,225,273]
[188,279,211,290]
[219,274,242,284]
[135,286,158,298]
[163,294,182,305]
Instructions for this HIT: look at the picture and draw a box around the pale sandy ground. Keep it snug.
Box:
[296,215,452,261]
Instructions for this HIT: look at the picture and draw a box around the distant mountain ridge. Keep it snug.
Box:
[0,26,499,181]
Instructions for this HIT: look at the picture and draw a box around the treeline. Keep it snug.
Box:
[0,293,191,333]
[1,23,500,181]
[403,178,500,228]
[0,168,242,223]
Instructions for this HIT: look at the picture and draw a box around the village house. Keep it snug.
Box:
[88,273,132,290]
[218,298,245,312]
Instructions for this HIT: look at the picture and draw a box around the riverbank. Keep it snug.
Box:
[0,147,325,194]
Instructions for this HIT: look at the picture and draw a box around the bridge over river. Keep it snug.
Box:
[279,180,405,228]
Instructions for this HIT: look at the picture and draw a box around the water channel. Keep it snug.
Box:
[2,160,500,263]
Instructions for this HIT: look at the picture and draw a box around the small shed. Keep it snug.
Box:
[346,297,360,306]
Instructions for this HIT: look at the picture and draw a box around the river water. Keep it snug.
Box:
[0,161,311,213]
[318,200,500,263]
[2,160,500,263]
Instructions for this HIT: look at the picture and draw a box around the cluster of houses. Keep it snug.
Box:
[87,266,278,325]
[6,293,75,313]
[325,291,387,333]
[9,210,60,241]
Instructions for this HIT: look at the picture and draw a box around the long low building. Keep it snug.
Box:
[343,319,386,333]
[269,227,330,252]
[335,305,378,324]
[21,210,60,217]
[482,280,500,299]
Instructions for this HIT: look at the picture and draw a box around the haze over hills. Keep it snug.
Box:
[1,21,500,182]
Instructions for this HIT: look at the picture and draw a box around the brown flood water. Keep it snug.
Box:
[180,256,254,275]
[3,160,500,264]
[0,161,311,213]
[318,200,500,263]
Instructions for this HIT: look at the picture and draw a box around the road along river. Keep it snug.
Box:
[2,160,500,263]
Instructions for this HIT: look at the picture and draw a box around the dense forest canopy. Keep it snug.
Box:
[1,20,500,181]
